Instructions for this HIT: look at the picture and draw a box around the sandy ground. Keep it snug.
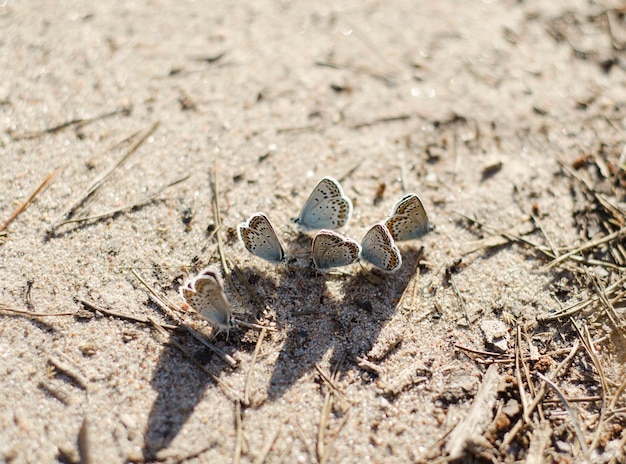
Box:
[2,0,626,462]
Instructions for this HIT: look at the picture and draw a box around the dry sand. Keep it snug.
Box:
[1,0,626,463]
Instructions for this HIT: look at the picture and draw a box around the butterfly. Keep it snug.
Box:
[180,268,233,330]
[360,223,402,272]
[238,212,286,263]
[295,176,353,230]
[384,193,430,241]
[311,229,361,269]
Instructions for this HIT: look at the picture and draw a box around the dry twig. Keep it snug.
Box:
[8,106,131,140]
[526,420,552,464]
[253,426,281,464]
[148,316,242,401]
[0,305,75,318]
[207,164,265,320]
[49,121,160,234]
[558,159,626,224]
[449,275,471,325]
[350,114,411,129]
[337,159,364,183]
[293,419,315,462]
[244,327,267,405]
[454,211,622,271]
[536,372,589,458]
[317,353,349,464]
[445,364,501,459]
[585,269,624,334]
[539,275,626,321]
[233,400,243,464]
[574,322,609,456]
[0,170,57,232]
[515,327,530,424]
[395,250,423,312]
[77,298,179,330]
[183,326,238,368]
[208,161,232,285]
[315,59,395,84]
[48,353,88,390]
[130,269,181,315]
[55,175,189,227]
[545,226,626,269]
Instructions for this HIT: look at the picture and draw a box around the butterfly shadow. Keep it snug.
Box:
[142,307,253,460]
[265,257,417,400]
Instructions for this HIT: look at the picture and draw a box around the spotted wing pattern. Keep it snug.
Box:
[180,268,232,329]
[297,177,353,230]
[360,223,402,272]
[312,229,361,269]
[238,213,285,263]
[385,193,429,241]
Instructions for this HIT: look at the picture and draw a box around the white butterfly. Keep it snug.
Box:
[360,223,402,272]
[384,193,430,242]
[238,213,286,263]
[312,229,361,269]
[296,177,353,230]
[180,268,233,330]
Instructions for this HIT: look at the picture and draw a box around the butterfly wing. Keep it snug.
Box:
[180,281,196,308]
[312,230,360,269]
[298,177,352,230]
[386,216,428,242]
[386,194,429,241]
[193,273,232,328]
[390,194,426,217]
[180,268,232,329]
[238,213,285,263]
[360,224,402,272]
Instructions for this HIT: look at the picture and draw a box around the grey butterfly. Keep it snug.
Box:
[238,212,286,263]
[360,223,402,273]
[180,268,233,330]
[312,229,361,269]
[384,193,429,242]
[296,177,353,230]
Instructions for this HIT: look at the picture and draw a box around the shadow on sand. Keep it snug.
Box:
[142,246,422,458]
